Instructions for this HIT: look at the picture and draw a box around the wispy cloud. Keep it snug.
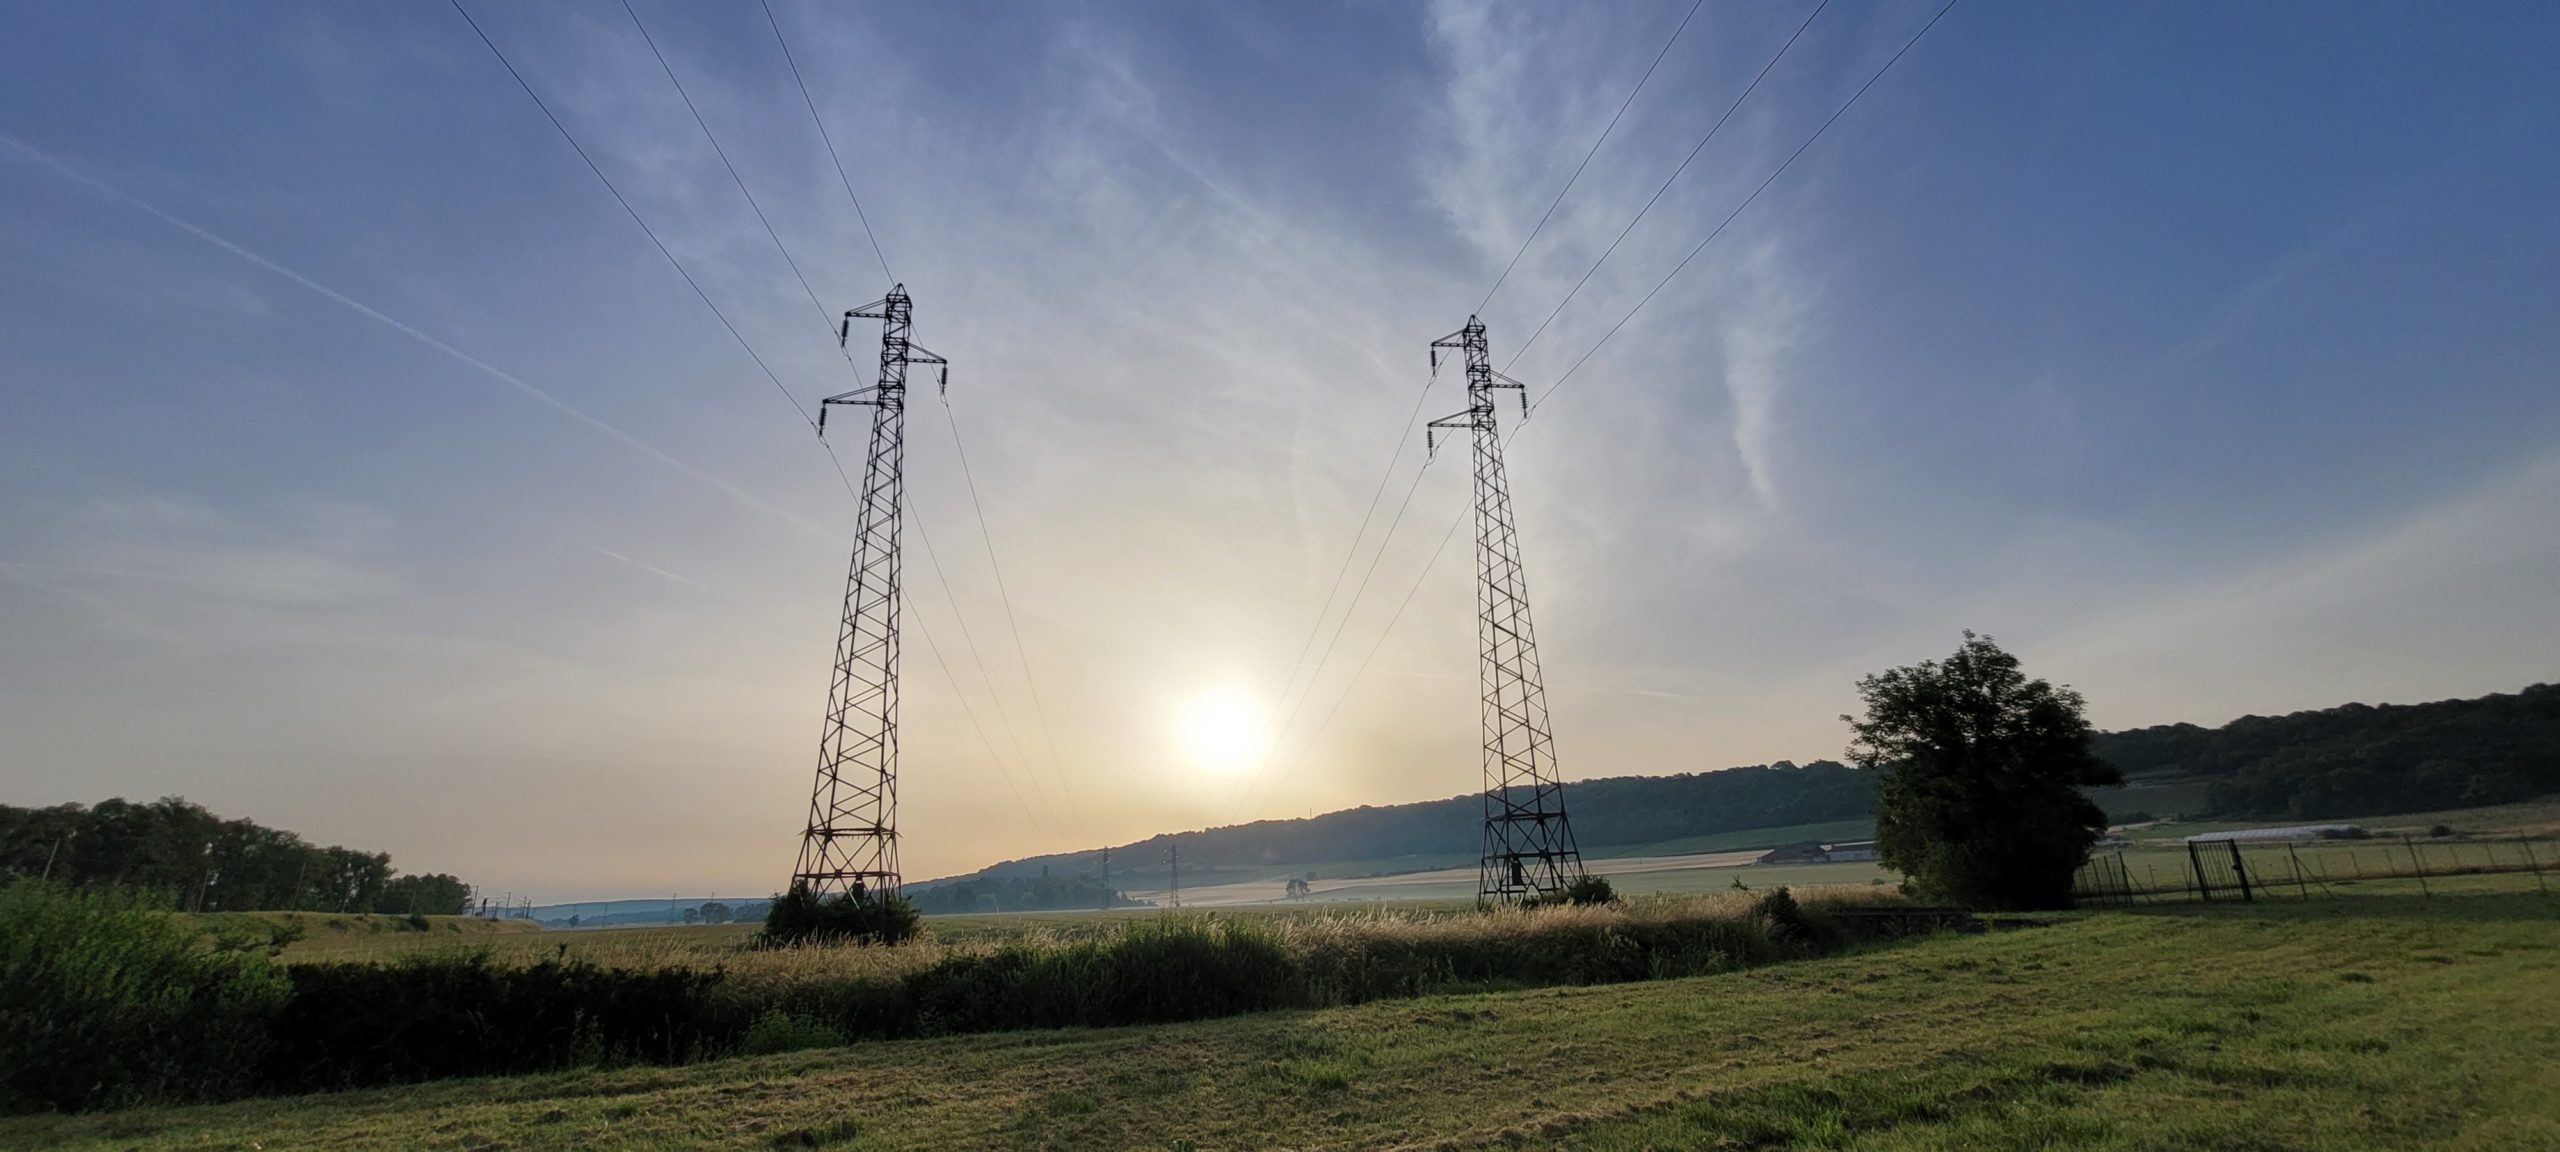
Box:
[0,130,829,545]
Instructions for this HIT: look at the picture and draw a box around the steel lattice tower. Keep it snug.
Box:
[793,285,945,898]
[1427,316,1586,907]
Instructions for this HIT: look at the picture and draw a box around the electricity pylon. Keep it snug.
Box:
[1427,316,1586,907]
[793,284,945,898]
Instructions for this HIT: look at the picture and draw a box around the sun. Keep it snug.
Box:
[1177,687,1268,775]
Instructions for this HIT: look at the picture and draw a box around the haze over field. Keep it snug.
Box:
[3,2,2557,899]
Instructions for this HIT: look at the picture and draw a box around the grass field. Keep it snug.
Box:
[13,873,2553,1150]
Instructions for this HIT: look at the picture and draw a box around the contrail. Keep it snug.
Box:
[0,131,833,543]
[583,544,697,587]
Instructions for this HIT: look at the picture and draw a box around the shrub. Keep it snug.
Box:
[760,883,921,947]
[0,880,290,1113]
[907,918,1304,1033]
[1553,875,1620,906]
[2428,824,2457,839]
[263,952,729,1091]
[1753,887,1820,948]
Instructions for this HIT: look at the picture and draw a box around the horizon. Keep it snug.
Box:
[5,1,2557,903]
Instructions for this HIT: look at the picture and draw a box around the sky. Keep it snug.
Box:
[3,1,2556,900]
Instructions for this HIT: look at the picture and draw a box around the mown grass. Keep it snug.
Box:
[8,876,2552,1149]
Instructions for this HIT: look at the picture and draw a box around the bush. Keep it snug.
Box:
[1752,887,1826,949]
[760,883,921,947]
[0,880,290,1113]
[1555,875,1619,906]
[263,952,730,1092]
[908,918,1304,1033]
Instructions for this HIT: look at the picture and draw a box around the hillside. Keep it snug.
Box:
[950,760,1874,891]
[2094,682,2559,817]
[935,682,2560,891]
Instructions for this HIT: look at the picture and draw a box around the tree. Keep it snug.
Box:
[1845,632,2120,910]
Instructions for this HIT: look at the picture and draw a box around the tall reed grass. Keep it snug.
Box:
[5,883,1914,1112]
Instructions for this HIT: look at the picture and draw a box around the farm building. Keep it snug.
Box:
[1754,840,1880,865]
[1755,841,1830,865]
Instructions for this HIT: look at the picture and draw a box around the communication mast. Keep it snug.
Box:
[1426,316,1586,907]
[792,285,946,898]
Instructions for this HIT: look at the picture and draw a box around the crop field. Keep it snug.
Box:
[12,873,2555,1150]
[1127,853,1892,908]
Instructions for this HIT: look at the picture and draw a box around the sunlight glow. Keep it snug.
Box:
[1177,687,1268,774]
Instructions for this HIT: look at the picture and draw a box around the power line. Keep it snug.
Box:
[936,401,1090,837]
[620,2,1084,842]
[1252,496,1469,818]
[902,511,1057,844]
[1504,0,1832,373]
[753,0,1090,839]
[815,438,1063,842]
[1231,3,1835,822]
[900,457,1067,828]
[761,0,895,285]
[448,0,817,430]
[457,2,1065,844]
[1252,1,1963,811]
[621,0,835,333]
[1218,360,1442,822]
[1235,1,1716,819]
[1533,0,1961,412]
[1227,442,1439,823]
[1477,0,1705,317]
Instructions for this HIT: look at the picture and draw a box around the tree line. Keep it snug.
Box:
[2093,682,2559,818]
[0,797,472,915]
[909,867,1137,915]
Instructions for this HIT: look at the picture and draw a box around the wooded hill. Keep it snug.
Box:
[2095,682,2558,818]
[942,683,2558,890]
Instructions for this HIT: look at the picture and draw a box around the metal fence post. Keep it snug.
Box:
[2524,838,2550,898]
[2403,834,2431,898]
[2189,841,2211,902]
[2227,840,2255,903]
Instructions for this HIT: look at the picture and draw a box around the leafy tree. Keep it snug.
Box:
[0,797,464,915]
[373,873,471,916]
[1845,633,2120,910]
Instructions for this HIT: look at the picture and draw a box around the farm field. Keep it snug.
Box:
[14,874,2555,1150]
[1122,850,1890,908]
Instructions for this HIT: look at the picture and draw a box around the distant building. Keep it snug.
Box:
[1756,839,1881,865]
[1755,841,1830,865]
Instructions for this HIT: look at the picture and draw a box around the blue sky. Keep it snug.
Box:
[3,1,2556,897]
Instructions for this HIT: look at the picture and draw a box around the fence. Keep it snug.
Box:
[2073,834,2555,907]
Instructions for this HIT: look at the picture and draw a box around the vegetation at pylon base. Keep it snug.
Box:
[0,796,474,915]
[759,882,922,947]
[1533,874,1618,907]
[1847,632,2121,911]
[0,879,290,1113]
